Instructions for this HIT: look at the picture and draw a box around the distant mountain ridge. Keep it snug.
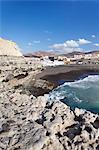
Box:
[61,50,99,57]
[24,51,55,57]
[24,50,99,58]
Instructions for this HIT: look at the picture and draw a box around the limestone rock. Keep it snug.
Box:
[24,79,56,97]
[0,56,99,150]
[0,38,22,56]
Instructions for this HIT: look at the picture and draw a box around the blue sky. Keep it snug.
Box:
[0,0,99,54]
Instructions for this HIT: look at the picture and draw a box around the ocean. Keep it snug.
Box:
[49,75,99,114]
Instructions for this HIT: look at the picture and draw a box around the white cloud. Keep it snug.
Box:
[65,40,79,47]
[92,35,95,38]
[50,38,92,54]
[94,43,99,46]
[33,40,40,44]
[28,40,40,46]
[28,42,33,46]
[78,39,91,45]
[47,38,51,41]
[44,30,52,34]
[51,42,82,54]
[51,43,67,51]
[51,40,79,49]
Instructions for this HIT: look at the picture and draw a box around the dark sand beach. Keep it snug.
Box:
[37,64,99,86]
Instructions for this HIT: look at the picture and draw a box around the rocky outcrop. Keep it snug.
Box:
[0,38,22,56]
[0,56,55,97]
[23,79,56,97]
[0,90,99,150]
[0,56,99,150]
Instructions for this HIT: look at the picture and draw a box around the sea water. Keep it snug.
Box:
[49,75,99,113]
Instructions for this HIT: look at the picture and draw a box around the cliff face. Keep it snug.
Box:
[0,38,22,56]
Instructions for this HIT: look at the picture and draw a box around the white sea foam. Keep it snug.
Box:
[62,75,99,89]
[49,75,99,113]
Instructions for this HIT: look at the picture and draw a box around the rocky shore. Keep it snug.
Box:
[0,56,99,150]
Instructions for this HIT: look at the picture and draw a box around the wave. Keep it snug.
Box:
[64,75,99,89]
[49,75,99,113]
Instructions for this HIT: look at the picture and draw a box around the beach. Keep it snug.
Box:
[37,64,99,86]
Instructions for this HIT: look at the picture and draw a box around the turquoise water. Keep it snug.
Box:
[49,75,99,113]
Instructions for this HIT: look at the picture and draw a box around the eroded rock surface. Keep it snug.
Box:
[0,56,99,150]
[0,91,99,150]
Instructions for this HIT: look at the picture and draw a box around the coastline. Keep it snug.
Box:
[0,57,99,150]
[36,64,99,86]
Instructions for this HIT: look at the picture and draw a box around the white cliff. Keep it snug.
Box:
[0,38,22,56]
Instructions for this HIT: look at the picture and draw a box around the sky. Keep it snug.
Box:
[0,0,99,54]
